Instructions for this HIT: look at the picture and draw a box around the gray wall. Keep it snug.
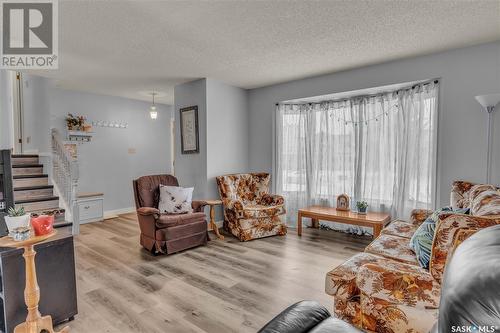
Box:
[0,70,14,150]
[174,79,208,199]
[206,78,249,218]
[174,78,249,219]
[248,41,500,207]
[22,75,173,212]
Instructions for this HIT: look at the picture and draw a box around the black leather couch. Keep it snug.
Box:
[259,225,500,333]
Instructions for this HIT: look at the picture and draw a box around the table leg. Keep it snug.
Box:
[373,224,382,239]
[298,212,302,236]
[209,205,224,240]
[14,245,69,333]
[311,218,319,229]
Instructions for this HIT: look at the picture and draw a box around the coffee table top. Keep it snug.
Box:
[299,206,390,224]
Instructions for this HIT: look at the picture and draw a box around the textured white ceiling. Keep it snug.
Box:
[31,0,500,104]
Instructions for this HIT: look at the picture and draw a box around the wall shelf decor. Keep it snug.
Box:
[67,130,93,143]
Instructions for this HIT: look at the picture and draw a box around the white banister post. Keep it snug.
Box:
[51,128,80,235]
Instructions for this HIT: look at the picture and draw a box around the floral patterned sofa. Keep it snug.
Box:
[324,180,500,333]
[216,173,287,241]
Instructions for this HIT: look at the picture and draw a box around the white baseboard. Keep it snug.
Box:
[104,207,135,219]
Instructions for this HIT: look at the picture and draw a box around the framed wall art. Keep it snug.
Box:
[180,105,199,154]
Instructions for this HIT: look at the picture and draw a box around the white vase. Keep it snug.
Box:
[4,214,31,233]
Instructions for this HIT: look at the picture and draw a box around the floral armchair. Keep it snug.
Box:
[216,173,287,241]
[325,180,500,333]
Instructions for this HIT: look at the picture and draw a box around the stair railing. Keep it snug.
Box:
[51,128,79,234]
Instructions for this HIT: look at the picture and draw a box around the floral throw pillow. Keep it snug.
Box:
[158,185,194,214]
[470,190,500,216]
[410,206,469,269]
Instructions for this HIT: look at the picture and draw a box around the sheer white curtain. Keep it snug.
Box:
[276,82,439,233]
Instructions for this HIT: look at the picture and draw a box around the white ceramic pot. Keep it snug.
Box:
[4,214,31,233]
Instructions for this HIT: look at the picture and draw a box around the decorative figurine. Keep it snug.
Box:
[336,194,350,211]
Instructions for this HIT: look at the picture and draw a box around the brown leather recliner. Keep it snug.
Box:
[132,174,209,254]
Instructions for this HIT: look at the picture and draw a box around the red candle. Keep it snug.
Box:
[31,215,54,236]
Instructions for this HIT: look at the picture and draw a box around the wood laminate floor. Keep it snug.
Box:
[57,213,371,333]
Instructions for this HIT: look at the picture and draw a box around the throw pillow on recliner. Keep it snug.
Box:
[158,185,194,214]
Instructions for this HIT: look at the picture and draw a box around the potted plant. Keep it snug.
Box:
[356,201,368,215]
[4,206,30,233]
[66,113,78,130]
[66,113,86,131]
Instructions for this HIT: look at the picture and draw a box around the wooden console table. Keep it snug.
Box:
[0,230,69,333]
[297,206,390,238]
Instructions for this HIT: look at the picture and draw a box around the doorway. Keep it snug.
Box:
[11,71,23,154]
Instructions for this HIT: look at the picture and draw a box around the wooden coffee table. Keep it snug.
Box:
[297,206,390,238]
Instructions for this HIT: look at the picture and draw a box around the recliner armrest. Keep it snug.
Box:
[137,207,160,216]
[192,200,208,212]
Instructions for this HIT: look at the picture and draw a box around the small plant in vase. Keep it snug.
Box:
[356,201,368,215]
[4,206,30,232]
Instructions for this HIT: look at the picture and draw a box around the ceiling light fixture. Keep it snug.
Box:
[475,93,500,183]
[149,92,158,119]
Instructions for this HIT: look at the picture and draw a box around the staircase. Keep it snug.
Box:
[11,154,69,228]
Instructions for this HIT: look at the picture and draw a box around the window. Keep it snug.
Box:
[276,81,438,223]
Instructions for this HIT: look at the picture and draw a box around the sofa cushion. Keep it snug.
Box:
[470,189,500,216]
[234,216,287,241]
[158,185,194,214]
[450,180,475,210]
[325,252,387,298]
[216,173,270,205]
[365,234,418,265]
[381,220,418,239]
[410,207,468,269]
[357,261,440,333]
[257,300,332,333]
[238,204,286,219]
[156,212,206,228]
[468,184,496,202]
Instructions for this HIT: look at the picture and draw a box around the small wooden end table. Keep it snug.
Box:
[0,230,69,333]
[204,200,224,240]
[297,206,390,238]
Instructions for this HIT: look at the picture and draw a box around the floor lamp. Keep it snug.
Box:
[475,93,500,184]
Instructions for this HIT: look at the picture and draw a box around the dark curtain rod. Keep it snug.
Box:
[276,79,440,106]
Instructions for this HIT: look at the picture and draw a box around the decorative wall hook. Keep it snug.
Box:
[91,120,128,129]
